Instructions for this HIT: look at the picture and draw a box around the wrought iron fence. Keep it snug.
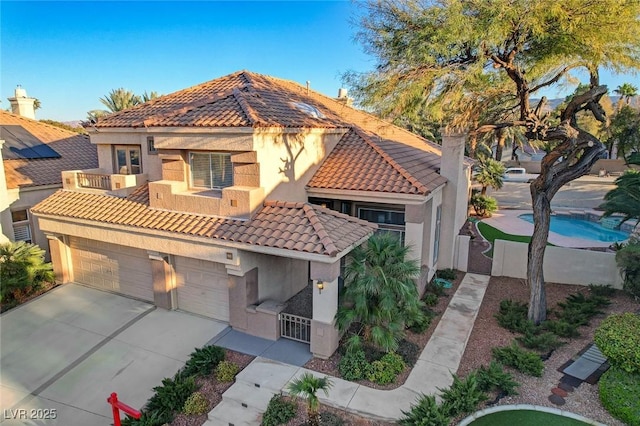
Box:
[279,312,311,343]
[77,173,111,190]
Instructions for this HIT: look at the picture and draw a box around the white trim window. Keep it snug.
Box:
[357,207,405,244]
[115,145,142,174]
[190,152,233,189]
[12,209,32,244]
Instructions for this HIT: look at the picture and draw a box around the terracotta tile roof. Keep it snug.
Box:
[307,128,447,194]
[1,111,98,189]
[31,188,377,257]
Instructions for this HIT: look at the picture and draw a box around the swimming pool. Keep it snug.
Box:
[518,213,630,242]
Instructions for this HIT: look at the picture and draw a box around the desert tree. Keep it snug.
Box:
[346,0,640,323]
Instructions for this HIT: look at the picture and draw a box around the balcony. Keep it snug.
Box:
[62,169,147,197]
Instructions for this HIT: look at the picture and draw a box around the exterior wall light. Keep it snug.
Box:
[317,281,324,294]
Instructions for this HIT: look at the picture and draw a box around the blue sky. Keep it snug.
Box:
[1,1,638,122]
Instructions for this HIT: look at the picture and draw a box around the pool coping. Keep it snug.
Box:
[457,404,607,426]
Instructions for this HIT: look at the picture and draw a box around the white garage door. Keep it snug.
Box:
[174,256,229,321]
[70,237,154,302]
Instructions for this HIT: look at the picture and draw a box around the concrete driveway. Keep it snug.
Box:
[0,284,228,425]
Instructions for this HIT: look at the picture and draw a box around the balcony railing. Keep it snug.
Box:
[77,173,111,190]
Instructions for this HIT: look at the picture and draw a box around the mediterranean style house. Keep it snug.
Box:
[31,71,471,357]
[1,103,98,259]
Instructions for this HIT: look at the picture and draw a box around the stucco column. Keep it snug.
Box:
[405,203,428,293]
[46,234,71,283]
[148,251,174,310]
[310,260,341,359]
[0,140,11,244]
[438,127,468,269]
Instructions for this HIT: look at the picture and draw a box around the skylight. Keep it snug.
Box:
[291,102,326,119]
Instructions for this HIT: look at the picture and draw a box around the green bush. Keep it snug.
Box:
[542,319,580,338]
[599,366,640,426]
[616,240,640,299]
[261,394,297,426]
[594,313,640,373]
[215,360,240,383]
[589,284,616,297]
[475,361,520,396]
[0,241,54,303]
[494,300,534,333]
[555,292,609,326]
[182,345,225,377]
[408,306,434,333]
[182,391,209,415]
[516,330,564,353]
[396,339,420,367]
[439,373,487,418]
[145,372,197,422]
[436,268,457,281]
[367,352,405,385]
[492,343,544,377]
[338,348,371,381]
[423,293,439,307]
[399,394,450,426]
[121,410,171,426]
[470,193,498,217]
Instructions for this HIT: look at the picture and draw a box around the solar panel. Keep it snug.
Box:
[1,125,61,160]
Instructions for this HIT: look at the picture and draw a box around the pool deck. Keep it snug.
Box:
[482,208,615,249]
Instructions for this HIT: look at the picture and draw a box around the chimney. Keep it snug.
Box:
[437,127,469,269]
[8,85,36,119]
[336,88,353,106]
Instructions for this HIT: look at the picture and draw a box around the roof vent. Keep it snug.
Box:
[291,101,326,119]
[337,88,348,98]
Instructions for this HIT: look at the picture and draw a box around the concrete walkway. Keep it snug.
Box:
[206,273,490,424]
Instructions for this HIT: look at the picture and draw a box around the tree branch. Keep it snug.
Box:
[530,66,573,93]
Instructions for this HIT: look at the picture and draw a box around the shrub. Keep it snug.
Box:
[492,343,544,377]
[599,366,640,426]
[338,348,370,381]
[423,293,439,307]
[589,284,616,297]
[145,372,197,422]
[516,330,564,353]
[470,193,498,217]
[121,410,171,426]
[182,391,209,415]
[261,394,297,426]
[436,268,457,281]
[475,361,520,396]
[367,352,405,385]
[542,319,580,338]
[439,373,487,418]
[215,360,240,383]
[182,345,225,377]
[555,292,609,326]
[408,306,434,333]
[616,240,640,299]
[594,313,640,373]
[399,394,450,426]
[396,339,420,367]
[0,241,54,303]
[494,300,534,333]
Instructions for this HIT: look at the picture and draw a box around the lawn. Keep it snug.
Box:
[476,221,533,257]
[468,409,590,426]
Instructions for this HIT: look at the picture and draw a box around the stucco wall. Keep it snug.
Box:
[491,239,623,289]
[254,130,344,202]
[92,132,162,181]
[238,250,309,303]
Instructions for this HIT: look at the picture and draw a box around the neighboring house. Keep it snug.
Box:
[0,108,98,258]
[31,71,470,358]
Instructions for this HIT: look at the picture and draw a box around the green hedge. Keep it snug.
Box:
[594,313,640,373]
[599,366,640,426]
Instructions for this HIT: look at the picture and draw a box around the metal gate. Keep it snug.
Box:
[279,313,311,343]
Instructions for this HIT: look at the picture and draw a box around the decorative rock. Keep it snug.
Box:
[549,394,566,406]
[551,387,568,397]
[558,382,574,393]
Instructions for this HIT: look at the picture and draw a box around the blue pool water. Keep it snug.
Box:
[518,214,630,242]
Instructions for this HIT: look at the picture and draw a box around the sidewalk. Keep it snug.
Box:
[206,273,490,424]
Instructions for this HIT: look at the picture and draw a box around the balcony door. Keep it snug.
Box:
[115,145,142,175]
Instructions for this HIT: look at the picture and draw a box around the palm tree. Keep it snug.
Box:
[0,241,54,302]
[287,373,332,426]
[475,156,506,196]
[141,91,160,103]
[335,233,425,352]
[600,154,640,229]
[614,83,638,109]
[99,88,141,112]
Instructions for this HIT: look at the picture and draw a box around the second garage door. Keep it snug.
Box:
[70,237,154,302]
[174,256,230,321]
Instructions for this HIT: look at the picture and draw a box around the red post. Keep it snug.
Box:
[108,392,141,426]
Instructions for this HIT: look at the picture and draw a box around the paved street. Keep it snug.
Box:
[488,178,615,210]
